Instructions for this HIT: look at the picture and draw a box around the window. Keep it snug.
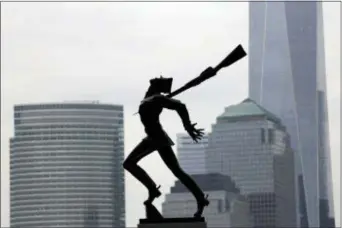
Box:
[261,129,265,143]
[268,129,274,144]
[225,199,231,211]
[218,199,223,213]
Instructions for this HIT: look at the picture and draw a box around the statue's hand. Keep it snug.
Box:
[185,123,205,143]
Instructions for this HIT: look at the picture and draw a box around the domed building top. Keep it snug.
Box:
[218,98,281,124]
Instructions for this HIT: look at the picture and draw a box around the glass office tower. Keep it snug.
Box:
[206,99,297,227]
[10,102,125,227]
[249,2,335,227]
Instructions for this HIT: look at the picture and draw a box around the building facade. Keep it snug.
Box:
[162,173,251,227]
[249,2,335,227]
[206,99,297,227]
[176,133,209,175]
[10,102,125,227]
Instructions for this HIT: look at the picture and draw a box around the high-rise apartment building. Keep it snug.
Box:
[249,2,335,227]
[176,133,208,175]
[206,99,297,227]
[162,173,251,227]
[10,102,125,227]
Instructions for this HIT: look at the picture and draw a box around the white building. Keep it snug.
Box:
[10,102,125,228]
[176,133,208,175]
[162,173,252,227]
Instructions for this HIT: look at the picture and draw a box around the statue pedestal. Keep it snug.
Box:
[139,202,206,228]
[138,217,207,228]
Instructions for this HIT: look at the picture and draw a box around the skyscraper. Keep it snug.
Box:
[249,2,335,227]
[176,133,209,175]
[206,99,297,227]
[10,102,125,227]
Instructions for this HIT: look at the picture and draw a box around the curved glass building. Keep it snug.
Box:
[10,102,125,228]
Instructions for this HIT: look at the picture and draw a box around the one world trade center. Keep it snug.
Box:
[248,2,335,228]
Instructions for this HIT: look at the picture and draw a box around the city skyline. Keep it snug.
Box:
[1,3,340,227]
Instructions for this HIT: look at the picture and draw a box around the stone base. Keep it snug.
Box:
[138,217,207,228]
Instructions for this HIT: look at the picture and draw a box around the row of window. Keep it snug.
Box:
[11,152,124,160]
[10,165,123,171]
[16,131,121,136]
[11,170,118,179]
[210,132,261,139]
[11,178,119,186]
[11,141,120,147]
[11,159,116,168]
[14,104,123,111]
[16,124,123,130]
[12,136,123,142]
[208,139,261,146]
[15,118,123,125]
[11,204,115,213]
[12,213,116,223]
[11,188,116,197]
[11,221,117,228]
[11,182,124,192]
[10,167,116,175]
[12,193,116,201]
[248,193,276,200]
[179,141,208,145]
[15,111,123,118]
[11,158,122,165]
[11,151,121,158]
[10,147,119,153]
[11,163,119,172]
[11,198,117,207]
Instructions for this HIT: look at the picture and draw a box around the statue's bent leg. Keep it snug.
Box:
[157,146,206,201]
[157,145,209,217]
[123,139,158,194]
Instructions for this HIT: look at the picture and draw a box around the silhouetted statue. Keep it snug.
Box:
[123,44,247,220]
[123,70,217,218]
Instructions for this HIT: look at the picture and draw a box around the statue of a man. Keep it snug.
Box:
[123,68,215,218]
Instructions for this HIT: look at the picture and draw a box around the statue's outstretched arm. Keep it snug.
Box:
[156,96,192,128]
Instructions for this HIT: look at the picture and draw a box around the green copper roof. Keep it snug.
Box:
[218,98,281,123]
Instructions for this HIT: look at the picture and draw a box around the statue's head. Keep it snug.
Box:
[149,76,173,94]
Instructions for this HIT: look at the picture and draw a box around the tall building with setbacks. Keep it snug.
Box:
[206,99,297,227]
[249,2,335,227]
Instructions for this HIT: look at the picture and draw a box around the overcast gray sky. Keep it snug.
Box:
[1,2,340,227]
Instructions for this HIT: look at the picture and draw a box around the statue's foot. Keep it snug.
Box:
[144,199,164,220]
[194,194,209,218]
[144,185,161,205]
